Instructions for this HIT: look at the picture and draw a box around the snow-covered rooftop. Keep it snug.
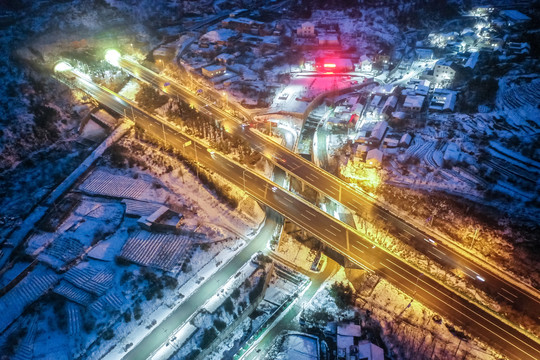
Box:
[403,95,425,109]
[203,64,226,72]
[500,9,531,22]
[201,28,239,43]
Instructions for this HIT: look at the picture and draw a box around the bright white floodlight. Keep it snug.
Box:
[105,49,121,67]
[54,61,72,72]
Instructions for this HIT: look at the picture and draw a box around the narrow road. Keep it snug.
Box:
[119,209,282,360]
[241,257,339,359]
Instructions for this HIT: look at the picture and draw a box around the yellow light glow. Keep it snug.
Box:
[341,162,381,193]
[324,63,336,68]
[54,61,72,72]
[105,49,121,67]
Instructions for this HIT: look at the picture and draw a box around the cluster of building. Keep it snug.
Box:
[178,10,286,81]
[283,321,385,360]
[296,21,376,74]
[329,321,385,360]
[426,7,531,61]
[296,21,341,48]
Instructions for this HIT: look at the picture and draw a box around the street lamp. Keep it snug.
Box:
[105,49,121,67]
[222,91,228,109]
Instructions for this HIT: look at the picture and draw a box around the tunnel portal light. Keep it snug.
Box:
[105,49,121,67]
[54,61,72,72]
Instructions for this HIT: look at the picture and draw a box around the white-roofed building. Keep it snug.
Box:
[221,17,265,35]
[356,340,384,360]
[500,10,531,24]
[337,322,362,360]
[369,95,382,109]
[281,332,320,360]
[202,64,226,78]
[403,95,425,112]
[415,48,433,61]
[335,322,384,359]
[465,51,479,68]
[215,53,236,64]
[359,55,373,72]
[374,84,396,95]
[382,95,398,115]
[318,34,339,46]
[369,121,388,145]
[297,21,315,37]
[433,59,460,84]
[366,149,383,168]
[506,42,530,55]
[399,133,412,147]
[429,89,457,112]
[200,28,239,46]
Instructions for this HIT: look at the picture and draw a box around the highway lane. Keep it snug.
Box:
[115,56,540,321]
[60,68,540,360]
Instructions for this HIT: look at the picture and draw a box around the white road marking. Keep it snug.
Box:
[382,258,538,355]
[283,196,293,203]
[276,198,289,207]
[330,225,342,232]
[305,211,317,217]
[354,240,369,249]
[351,245,364,253]
[377,213,388,220]
[300,213,311,221]
[402,228,415,236]
[324,229,337,237]
[428,250,442,260]
[497,292,515,303]
[500,287,518,298]
[432,248,446,256]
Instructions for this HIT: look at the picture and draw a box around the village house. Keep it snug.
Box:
[297,21,315,37]
[359,55,373,72]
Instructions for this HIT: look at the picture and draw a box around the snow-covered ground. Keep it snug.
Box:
[303,267,503,360]
[0,129,267,358]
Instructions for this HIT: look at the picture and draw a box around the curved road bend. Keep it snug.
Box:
[116,57,540,321]
[64,71,540,360]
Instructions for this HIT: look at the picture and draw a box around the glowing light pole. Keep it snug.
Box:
[222,91,228,109]
[105,49,121,67]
